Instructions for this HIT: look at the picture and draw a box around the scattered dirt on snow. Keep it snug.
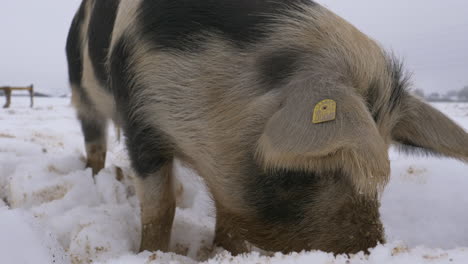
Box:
[1,98,467,264]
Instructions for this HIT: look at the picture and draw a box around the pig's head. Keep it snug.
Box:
[248,6,468,253]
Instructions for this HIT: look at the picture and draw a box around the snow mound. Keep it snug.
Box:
[0,97,467,264]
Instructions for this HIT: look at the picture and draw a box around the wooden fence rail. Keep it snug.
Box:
[0,85,34,108]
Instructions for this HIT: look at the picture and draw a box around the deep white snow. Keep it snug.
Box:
[1,97,467,264]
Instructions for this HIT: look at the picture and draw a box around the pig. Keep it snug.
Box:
[66,0,468,255]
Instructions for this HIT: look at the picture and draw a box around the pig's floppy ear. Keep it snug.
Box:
[256,81,390,196]
[392,95,468,161]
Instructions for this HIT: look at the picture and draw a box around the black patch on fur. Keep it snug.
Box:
[124,120,173,177]
[66,0,86,86]
[109,37,173,177]
[366,56,410,122]
[66,0,94,106]
[88,0,121,87]
[138,0,315,51]
[78,113,107,143]
[248,168,341,224]
[388,58,410,112]
[258,49,301,88]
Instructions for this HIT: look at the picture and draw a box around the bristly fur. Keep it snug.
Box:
[365,53,412,125]
[387,55,412,112]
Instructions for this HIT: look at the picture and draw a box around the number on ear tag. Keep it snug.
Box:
[313,99,337,124]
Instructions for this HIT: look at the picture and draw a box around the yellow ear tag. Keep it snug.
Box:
[313,99,337,124]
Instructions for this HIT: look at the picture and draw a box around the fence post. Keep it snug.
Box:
[29,84,34,107]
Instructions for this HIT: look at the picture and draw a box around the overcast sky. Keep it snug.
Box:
[0,0,467,95]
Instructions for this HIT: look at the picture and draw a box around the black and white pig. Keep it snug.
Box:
[66,0,468,255]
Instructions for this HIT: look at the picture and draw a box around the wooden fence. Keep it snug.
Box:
[0,85,34,108]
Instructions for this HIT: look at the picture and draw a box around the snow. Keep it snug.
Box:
[1,97,467,264]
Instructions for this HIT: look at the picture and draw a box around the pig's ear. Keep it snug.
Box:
[392,94,468,161]
[256,81,390,195]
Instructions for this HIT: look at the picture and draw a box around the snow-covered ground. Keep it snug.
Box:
[1,97,467,264]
